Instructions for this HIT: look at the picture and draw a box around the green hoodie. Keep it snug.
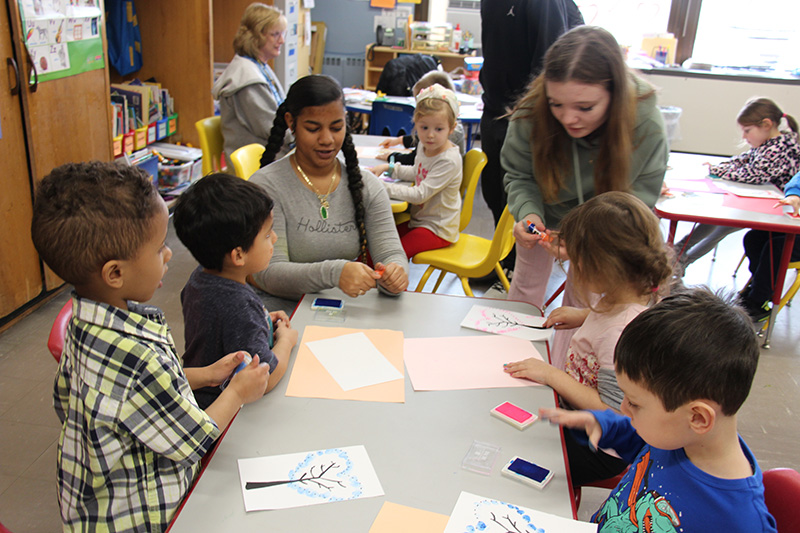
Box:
[502,77,668,228]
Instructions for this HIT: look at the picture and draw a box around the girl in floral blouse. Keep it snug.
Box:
[674,97,800,274]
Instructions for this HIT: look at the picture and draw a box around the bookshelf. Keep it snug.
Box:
[364,45,475,91]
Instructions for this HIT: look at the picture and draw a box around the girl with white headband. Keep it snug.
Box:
[372,84,463,258]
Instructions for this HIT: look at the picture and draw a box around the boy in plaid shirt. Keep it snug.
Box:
[31,162,271,532]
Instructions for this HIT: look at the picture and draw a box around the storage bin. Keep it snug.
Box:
[147,122,157,144]
[134,126,148,150]
[659,106,682,145]
[158,160,194,190]
[168,113,178,136]
[156,118,168,140]
[112,134,123,157]
[410,22,452,52]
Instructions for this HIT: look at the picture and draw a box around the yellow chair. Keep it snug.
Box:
[760,261,800,331]
[230,143,266,180]
[413,205,516,296]
[195,116,226,175]
[458,148,487,232]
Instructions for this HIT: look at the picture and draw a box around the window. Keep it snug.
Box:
[576,0,800,71]
[575,0,671,49]
[691,0,800,70]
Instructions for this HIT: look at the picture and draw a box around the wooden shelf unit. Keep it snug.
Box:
[364,45,474,91]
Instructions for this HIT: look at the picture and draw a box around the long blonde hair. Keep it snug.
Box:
[512,26,655,203]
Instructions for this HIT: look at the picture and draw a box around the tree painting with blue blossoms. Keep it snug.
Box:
[463,499,546,533]
[245,448,363,502]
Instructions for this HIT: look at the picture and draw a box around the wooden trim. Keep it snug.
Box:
[667,0,703,65]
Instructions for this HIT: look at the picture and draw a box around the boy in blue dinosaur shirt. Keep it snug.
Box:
[541,288,776,533]
[31,161,271,532]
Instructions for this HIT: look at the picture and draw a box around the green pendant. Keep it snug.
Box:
[320,205,328,219]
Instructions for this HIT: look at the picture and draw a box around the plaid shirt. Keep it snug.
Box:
[54,296,220,532]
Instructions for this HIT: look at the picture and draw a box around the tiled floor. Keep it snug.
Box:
[0,187,797,531]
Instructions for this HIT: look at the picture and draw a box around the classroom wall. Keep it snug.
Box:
[641,72,800,156]
[311,0,413,87]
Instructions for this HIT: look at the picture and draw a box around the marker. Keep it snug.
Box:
[525,219,552,242]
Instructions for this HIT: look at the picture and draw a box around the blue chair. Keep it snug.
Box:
[369,100,415,137]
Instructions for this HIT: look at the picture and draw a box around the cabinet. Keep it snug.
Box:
[364,45,474,91]
[116,0,311,148]
[1,0,112,322]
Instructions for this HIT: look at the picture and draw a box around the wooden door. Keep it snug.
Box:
[8,0,113,291]
[0,0,42,318]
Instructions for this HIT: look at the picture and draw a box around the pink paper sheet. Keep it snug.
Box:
[404,336,544,391]
[722,195,784,216]
[665,178,726,194]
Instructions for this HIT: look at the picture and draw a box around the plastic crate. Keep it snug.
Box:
[158,160,194,190]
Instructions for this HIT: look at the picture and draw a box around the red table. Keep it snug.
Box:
[657,153,800,347]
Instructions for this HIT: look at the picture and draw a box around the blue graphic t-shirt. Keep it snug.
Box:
[590,410,777,533]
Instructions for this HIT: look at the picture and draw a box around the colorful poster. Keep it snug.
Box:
[18,0,104,83]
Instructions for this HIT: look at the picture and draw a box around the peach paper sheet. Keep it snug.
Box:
[285,326,405,403]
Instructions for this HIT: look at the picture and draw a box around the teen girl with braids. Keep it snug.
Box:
[248,75,408,311]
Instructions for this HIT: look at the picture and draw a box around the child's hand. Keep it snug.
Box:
[339,261,378,298]
[503,357,555,386]
[227,354,271,405]
[538,233,567,261]
[544,306,590,330]
[274,318,298,347]
[369,163,390,176]
[203,351,250,388]
[379,136,403,148]
[775,195,800,216]
[269,310,290,328]
[374,262,409,294]
[539,408,603,451]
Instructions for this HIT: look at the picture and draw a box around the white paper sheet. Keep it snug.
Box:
[305,332,403,391]
[238,445,384,511]
[444,491,598,533]
[461,304,553,342]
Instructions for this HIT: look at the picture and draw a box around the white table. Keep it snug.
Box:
[167,290,576,532]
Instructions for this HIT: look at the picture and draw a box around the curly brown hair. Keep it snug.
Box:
[557,191,673,309]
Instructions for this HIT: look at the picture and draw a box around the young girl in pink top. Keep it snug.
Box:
[504,191,673,487]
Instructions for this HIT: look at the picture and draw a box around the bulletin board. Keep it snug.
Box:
[18,0,105,83]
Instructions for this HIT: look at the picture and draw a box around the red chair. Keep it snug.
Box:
[47,300,73,363]
[763,468,800,532]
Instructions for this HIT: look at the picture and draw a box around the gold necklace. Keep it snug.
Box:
[293,155,338,220]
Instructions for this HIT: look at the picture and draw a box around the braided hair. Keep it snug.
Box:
[259,75,369,262]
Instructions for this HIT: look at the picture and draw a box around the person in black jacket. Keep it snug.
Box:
[479,0,583,232]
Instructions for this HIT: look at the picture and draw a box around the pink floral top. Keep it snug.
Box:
[564,302,648,410]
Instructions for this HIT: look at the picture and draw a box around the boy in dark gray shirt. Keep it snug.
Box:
[174,174,298,409]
